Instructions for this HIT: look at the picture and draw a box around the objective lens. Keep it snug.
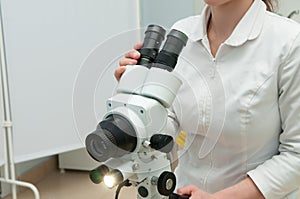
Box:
[85,114,137,162]
[89,165,109,184]
[104,169,124,188]
[137,24,166,66]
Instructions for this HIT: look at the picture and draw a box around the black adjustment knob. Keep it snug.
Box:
[138,186,149,198]
[157,171,176,196]
[150,134,174,153]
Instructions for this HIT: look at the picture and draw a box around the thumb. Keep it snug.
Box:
[114,66,126,81]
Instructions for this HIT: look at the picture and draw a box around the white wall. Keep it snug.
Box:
[0,0,139,166]
[0,1,140,196]
[140,0,300,27]
[140,0,205,28]
[277,0,300,22]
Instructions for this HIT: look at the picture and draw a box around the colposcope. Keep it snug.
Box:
[85,25,188,199]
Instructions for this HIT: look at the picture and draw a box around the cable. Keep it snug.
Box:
[115,180,132,199]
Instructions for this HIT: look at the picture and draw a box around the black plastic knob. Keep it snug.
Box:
[157,171,176,196]
[150,134,174,153]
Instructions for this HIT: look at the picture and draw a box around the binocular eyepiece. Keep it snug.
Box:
[138,24,188,71]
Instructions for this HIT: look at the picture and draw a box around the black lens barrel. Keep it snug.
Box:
[152,29,188,71]
[85,114,137,162]
[137,25,166,66]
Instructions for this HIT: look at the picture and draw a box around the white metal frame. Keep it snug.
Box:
[0,1,40,198]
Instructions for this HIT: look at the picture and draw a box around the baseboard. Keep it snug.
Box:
[17,156,58,193]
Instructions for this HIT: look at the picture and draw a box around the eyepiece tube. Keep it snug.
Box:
[137,25,166,66]
[153,29,188,71]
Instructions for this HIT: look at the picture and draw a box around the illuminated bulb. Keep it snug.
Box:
[104,175,116,188]
[89,165,109,184]
[103,169,124,188]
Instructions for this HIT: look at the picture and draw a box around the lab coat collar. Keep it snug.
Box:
[189,6,210,42]
[190,0,267,46]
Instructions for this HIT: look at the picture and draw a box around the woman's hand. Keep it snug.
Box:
[178,177,264,199]
[114,42,143,81]
[177,185,218,199]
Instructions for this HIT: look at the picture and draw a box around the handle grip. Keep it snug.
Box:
[169,193,191,199]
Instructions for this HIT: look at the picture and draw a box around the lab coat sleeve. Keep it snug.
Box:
[247,33,300,198]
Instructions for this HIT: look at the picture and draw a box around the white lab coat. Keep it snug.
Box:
[170,0,300,198]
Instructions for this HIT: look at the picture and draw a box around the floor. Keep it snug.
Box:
[2,170,137,199]
[2,170,300,199]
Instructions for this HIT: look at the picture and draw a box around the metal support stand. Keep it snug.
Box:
[0,1,40,198]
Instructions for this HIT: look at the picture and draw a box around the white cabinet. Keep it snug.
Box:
[58,148,100,171]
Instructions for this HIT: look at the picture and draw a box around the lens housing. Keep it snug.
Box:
[137,24,166,66]
[85,114,137,162]
[89,164,109,184]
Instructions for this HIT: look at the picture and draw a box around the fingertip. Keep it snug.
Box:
[177,188,184,195]
[132,51,140,59]
[129,58,138,65]
[134,42,143,50]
